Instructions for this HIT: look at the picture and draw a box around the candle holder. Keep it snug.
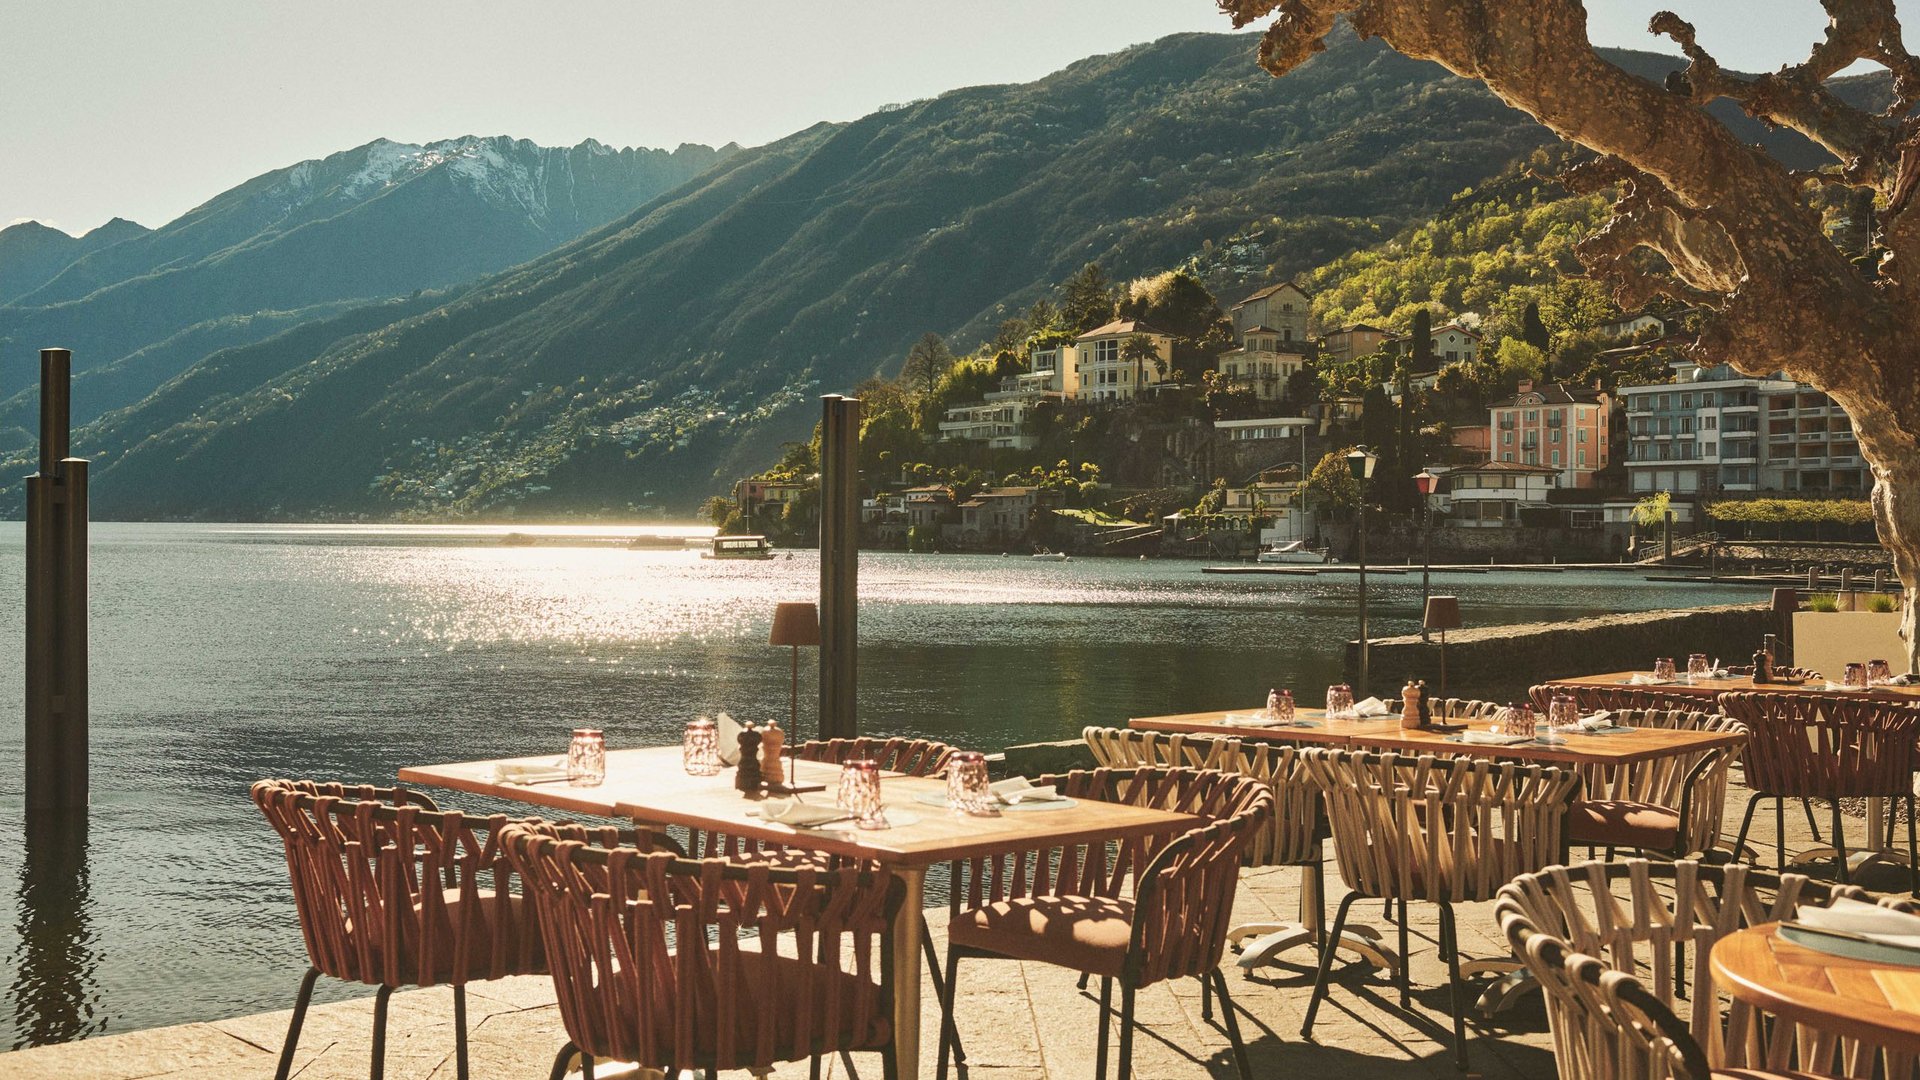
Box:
[1326,684,1354,720]
[568,729,606,787]
[946,751,994,816]
[836,760,887,830]
[683,718,722,776]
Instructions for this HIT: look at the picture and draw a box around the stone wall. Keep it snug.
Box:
[1345,601,1780,702]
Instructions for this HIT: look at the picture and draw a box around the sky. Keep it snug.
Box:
[1,1,1867,235]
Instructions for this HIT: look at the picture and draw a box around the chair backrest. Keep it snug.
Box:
[1082,727,1319,867]
[797,736,954,777]
[502,823,900,1073]
[250,778,544,988]
[1529,684,1712,713]
[1497,859,1911,1079]
[1299,750,1577,903]
[1718,691,1920,798]
[1574,708,1744,857]
[1433,698,1504,721]
[1124,771,1273,986]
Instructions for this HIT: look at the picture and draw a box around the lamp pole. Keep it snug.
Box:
[1347,447,1378,697]
[1416,470,1438,642]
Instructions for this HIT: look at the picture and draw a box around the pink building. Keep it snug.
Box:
[1488,380,1612,489]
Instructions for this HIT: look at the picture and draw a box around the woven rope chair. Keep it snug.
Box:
[1557,707,1746,860]
[1721,691,1920,888]
[251,779,550,1080]
[1433,697,1505,720]
[1297,750,1579,1071]
[937,766,1274,1080]
[1496,859,1919,1079]
[502,822,902,1080]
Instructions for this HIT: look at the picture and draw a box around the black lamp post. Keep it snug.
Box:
[1415,469,1439,641]
[1347,446,1378,696]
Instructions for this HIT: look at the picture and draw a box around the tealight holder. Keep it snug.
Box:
[946,751,994,816]
[1326,683,1354,719]
[683,717,721,776]
[836,759,887,830]
[568,728,606,787]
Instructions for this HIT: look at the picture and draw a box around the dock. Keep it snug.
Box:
[1202,562,1638,576]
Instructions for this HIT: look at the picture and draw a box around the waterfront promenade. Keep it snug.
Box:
[1,769,1877,1080]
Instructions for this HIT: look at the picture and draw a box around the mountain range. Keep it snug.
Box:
[0,28,1874,520]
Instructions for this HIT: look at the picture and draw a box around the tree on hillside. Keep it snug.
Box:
[1122,333,1165,388]
[1307,446,1363,513]
[1407,306,1434,372]
[900,332,953,396]
[1118,267,1236,379]
[1522,300,1553,379]
[1060,262,1119,334]
[1218,0,1920,665]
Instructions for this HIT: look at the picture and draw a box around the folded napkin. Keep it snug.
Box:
[1625,673,1674,686]
[1577,712,1616,732]
[989,777,1061,804]
[490,762,569,785]
[715,712,742,764]
[1458,731,1533,746]
[1352,697,1391,718]
[1224,711,1292,728]
[1798,896,1920,949]
[757,799,850,828]
[1891,673,1919,686]
[1823,682,1863,693]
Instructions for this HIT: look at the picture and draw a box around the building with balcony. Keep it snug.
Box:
[1445,460,1559,528]
[1070,319,1175,403]
[1487,380,1612,489]
[1620,359,1862,498]
[1228,281,1310,342]
[1216,325,1307,402]
[1318,323,1391,364]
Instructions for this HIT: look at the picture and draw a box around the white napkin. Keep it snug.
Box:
[757,799,850,828]
[989,777,1060,804]
[1352,697,1391,718]
[490,761,569,785]
[1626,673,1664,686]
[715,712,742,764]
[1798,896,1920,948]
[1823,682,1862,693]
[1223,711,1289,728]
[1458,731,1532,746]
[1577,712,1616,732]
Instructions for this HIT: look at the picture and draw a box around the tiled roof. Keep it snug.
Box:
[1234,281,1311,305]
[1454,460,1560,475]
[1077,319,1167,340]
[1489,382,1607,408]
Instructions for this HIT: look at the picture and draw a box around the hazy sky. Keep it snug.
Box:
[2,2,1865,235]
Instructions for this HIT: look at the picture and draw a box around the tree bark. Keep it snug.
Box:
[1216,0,1920,669]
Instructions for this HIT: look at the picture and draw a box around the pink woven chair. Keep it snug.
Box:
[251,779,549,1080]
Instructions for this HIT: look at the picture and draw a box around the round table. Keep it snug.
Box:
[1711,922,1920,1055]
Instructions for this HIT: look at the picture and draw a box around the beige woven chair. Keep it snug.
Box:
[1497,859,1919,1079]
[937,767,1274,1080]
[251,779,549,1080]
[502,822,902,1080]
[1558,707,1746,860]
[1297,750,1578,1071]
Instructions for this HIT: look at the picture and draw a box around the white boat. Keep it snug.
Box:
[1030,550,1070,562]
[1257,540,1328,564]
[701,535,775,560]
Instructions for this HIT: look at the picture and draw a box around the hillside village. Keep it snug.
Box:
[712,248,1876,562]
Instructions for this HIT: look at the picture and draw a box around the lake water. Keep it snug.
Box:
[0,522,1754,1048]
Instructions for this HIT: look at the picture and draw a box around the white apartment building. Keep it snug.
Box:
[1621,359,1865,497]
[1217,326,1307,402]
[1071,319,1174,403]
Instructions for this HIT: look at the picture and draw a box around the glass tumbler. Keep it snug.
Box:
[1326,684,1354,719]
[1275,690,1295,724]
[1540,694,1580,743]
[1687,653,1710,682]
[1653,657,1676,681]
[1845,662,1868,689]
[682,717,722,776]
[836,760,887,830]
[568,728,607,787]
[1869,659,1893,685]
[1506,703,1537,739]
[946,751,993,815]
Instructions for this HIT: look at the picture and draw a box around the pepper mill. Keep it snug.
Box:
[1417,679,1433,728]
[760,718,785,786]
[735,724,764,793]
[1401,678,1423,729]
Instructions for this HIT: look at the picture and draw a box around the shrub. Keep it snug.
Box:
[1868,593,1898,613]
[1807,592,1840,612]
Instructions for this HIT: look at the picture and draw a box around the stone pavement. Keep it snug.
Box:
[3,777,1905,1080]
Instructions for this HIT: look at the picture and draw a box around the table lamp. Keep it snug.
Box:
[769,602,821,742]
[1423,595,1462,695]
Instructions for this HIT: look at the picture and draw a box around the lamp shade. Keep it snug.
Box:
[1423,595,1462,631]
[1415,470,1439,496]
[770,602,821,647]
[1346,445,1377,481]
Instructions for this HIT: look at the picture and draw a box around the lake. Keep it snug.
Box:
[0,522,1753,1048]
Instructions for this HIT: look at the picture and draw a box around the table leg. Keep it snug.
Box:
[1230,841,1390,972]
[892,867,926,1080]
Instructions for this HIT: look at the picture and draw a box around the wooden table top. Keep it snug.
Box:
[1712,922,1920,1053]
[1348,722,1746,766]
[1550,671,1920,702]
[1129,708,1404,745]
[400,745,1199,869]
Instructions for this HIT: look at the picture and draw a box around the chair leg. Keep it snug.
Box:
[453,984,470,1080]
[1200,967,1213,1021]
[1908,794,1918,895]
[1302,892,1361,1038]
[1117,982,1136,1080]
[1832,800,1851,884]
[1439,902,1468,1073]
[1310,858,1327,951]
[937,947,963,1080]
[1776,797,1787,873]
[1095,976,1112,1080]
[1396,901,1411,1008]
[273,967,321,1080]
[370,984,395,1080]
[810,1054,823,1080]
[1210,970,1253,1080]
[547,1042,577,1080]
[1732,792,1763,864]
[925,926,964,1070]
[840,1049,860,1079]
[1805,796,1823,842]
[1078,972,1091,991]
[581,1052,595,1080]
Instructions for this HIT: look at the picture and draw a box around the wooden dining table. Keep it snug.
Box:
[1547,670,1920,703]
[398,745,1201,1080]
[1712,922,1920,1058]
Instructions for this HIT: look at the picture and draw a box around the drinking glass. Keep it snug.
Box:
[836,760,887,830]
[1539,694,1580,744]
[1275,690,1295,724]
[568,728,606,787]
[1686,653,1710,683]
[1869,659,1893,685]
[682,717,722,776]
[1653,657,1676,681]
[1504,703,1537,739]
[946,751,994,816]
[1845,662,1868,689]
[1326,684,1354,719]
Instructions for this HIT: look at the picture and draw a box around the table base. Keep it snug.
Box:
[1232,922,1393,972]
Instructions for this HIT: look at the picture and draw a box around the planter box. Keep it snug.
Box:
[1792,610,1906,679]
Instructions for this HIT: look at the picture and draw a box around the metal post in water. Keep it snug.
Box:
[817,394,861,741]
[25,348,89,816]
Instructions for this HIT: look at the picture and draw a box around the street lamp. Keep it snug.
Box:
[1415,469,1440,641]
[1347,446,1378,696]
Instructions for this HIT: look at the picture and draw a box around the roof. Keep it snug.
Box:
[1330,323,1386,335]
[1241,325,1284,336]
[974,486,1040,499]
[1453,460,1560,476]
[902,485,952,496]
[1488,382,1607,408]
[1077,318,1168,340]
[1432,321,1482,339]
[1234,281,1311,306]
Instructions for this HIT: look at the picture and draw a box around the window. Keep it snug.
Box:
[1502,431,1513,446]
[1503,453,1513,462]
[1282,302,1294,312]
[1704,442,1716,457]
[1552,450,1561,465]
[1681,394,1692,409]
[1659,394,1671,410]
[1093,339,1119,364]
[1704,416,1717,430]
[1578,428,1588,443]
[1578,449,1587,466]
[1702,393,1715,407]
[1550,429,1561,444]
[1526,410,1538,423]
[1679,417,1694,434]
[1282,328,1292,341]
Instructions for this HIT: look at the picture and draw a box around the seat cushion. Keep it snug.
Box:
[1569,800,1682,852]
[948,895,1134,977]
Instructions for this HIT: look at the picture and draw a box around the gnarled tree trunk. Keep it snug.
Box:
[1217,0,1920,669]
